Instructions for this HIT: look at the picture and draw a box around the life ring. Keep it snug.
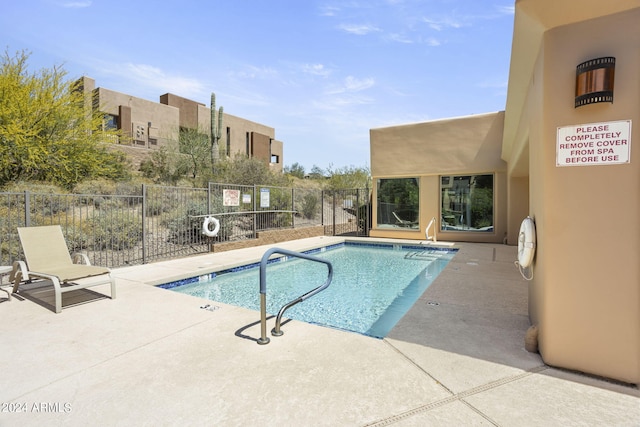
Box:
[517,216,536,268]
[202,216,220,237]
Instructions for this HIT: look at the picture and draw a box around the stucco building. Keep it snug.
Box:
[369,0,639,385]
[78,77,283,171]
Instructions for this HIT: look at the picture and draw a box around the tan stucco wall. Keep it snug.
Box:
[96,87,180,148]
[369,112,508,243]
[520,8,640,384]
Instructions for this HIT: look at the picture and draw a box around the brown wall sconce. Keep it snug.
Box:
[575,57,615,108]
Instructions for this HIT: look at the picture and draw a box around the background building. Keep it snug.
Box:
[78,77,283,171]
[370,0,639,385]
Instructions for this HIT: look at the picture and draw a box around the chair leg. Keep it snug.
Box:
[110,276,116,300]
[52,277,63,314]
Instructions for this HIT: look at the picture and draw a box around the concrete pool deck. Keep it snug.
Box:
[1,237,638,426]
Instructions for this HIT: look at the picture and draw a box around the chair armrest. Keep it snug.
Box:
[11,260,28,282]
[72,253,92,265]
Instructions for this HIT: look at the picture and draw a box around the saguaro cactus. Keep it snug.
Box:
[210,92,224,165]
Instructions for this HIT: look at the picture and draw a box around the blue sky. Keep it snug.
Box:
[1,0,515,172]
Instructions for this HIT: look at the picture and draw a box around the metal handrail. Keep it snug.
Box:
[257,247,333,345]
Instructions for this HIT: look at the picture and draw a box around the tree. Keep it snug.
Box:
[0,49,129,189]
[325,164,371,190]
[139,144,189,185]
[179,126,211,179]
[284,162,305,179]
[212,154,288,186]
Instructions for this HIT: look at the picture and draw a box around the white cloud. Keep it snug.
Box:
[100,62,206,100]
[326,76,375,94]
[234,65,278,80]
[425,37,441,47]
[422,16,464,31]
[302,63,332,77]
[319,5,340,17]
[338,23,381,35]
[59,1,92,7]
[387,33,414,44]
[344,76,374,91]
[497,5,515,15]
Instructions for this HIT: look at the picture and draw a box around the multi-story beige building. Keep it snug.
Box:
[370,0,639,385]
[78,77,283,171]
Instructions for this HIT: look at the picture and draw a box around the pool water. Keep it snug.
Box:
[161,243,457,338]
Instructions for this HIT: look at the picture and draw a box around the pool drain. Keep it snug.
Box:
[427,301,439,306]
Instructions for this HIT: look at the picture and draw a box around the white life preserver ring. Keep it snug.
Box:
[517,216,536,268]
[202,216,220,237]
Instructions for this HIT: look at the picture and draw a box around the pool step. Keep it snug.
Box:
[404,251,444,261]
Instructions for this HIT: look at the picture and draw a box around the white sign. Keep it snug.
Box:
[223,189,240,206]
[260,188,270,208]
[557,120,631,167]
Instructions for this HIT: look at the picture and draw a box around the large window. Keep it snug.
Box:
[376,178,419,229]
[441,174,493,232]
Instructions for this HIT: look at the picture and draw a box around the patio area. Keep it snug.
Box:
[1,237,638,426]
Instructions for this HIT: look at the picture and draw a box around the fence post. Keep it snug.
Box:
[207,182,212,252]
[291,187,295,228]
[356,188,360,236]
[24,191,31,227]
[141,184,147,264]
[332,191,336,236]
[252,185,257,239]
[321,190,324,231]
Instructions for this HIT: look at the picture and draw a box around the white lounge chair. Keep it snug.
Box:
[12,225,116,313]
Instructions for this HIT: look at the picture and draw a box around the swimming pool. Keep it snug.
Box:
[160,242,457,338]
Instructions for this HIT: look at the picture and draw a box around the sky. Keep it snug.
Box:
[1,0,515,172]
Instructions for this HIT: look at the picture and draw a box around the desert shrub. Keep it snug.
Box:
[301,192,319,219]
[89,210,142,250]
[164,200,208,245]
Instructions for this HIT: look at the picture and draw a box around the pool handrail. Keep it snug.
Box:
[257,247,333,345]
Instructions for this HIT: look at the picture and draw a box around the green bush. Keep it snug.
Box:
[164,200,208,245]
[301,193,319,219]
[89,211,142,250]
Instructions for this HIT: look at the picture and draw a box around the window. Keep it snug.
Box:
[226,127,231,157]
[376,178,419,229]
[441,174,493,232]
[104,114,118,130]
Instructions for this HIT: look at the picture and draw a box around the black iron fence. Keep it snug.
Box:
[0,184,369,268]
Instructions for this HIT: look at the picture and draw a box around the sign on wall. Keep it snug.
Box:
[556,120,631,167]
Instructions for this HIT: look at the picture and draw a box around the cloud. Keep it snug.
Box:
[233,65,278,80]
[301,63,332,77]
[59,1,92,7]
[497,5,515,15]
[101,62,206,100]
[344,76,374,91]
[319,5,340,17]
[326,76,375,95]
[425,37,441,47]
[338,23,381,35]
[422,16,464,31]
[387,33,414,44]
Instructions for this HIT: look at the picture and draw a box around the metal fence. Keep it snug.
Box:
[0,184,369,268]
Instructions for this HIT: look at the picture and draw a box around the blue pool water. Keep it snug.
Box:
[160,242,457,338]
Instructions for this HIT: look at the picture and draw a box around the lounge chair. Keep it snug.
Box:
[392,211,418,227]
[12,225,116,313]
